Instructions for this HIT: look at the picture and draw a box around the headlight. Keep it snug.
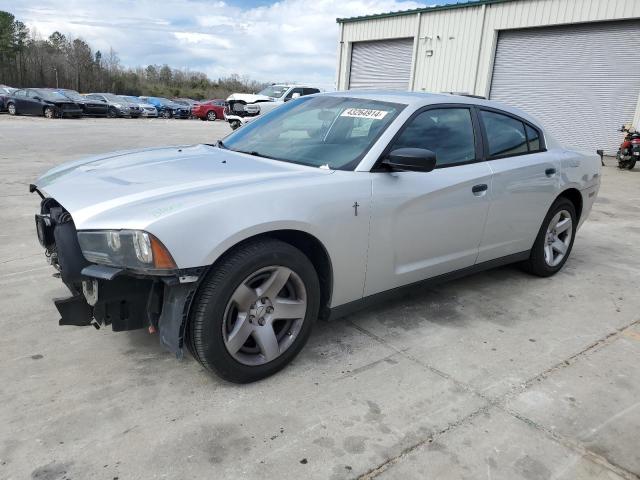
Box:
[77,230,177,272]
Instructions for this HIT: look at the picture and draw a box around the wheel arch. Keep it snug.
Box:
[200,229,334,319]
[557,187,583,222]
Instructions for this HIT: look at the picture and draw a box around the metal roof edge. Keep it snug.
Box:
[336,0,520,23]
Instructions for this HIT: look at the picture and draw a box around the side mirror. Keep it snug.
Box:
[33,96,41,101]
[291,92,301,99]
[382,148,437,172]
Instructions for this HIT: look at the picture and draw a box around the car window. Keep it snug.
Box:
[285,88,304,100]
[390,108,476,167]
[526,124,541,152]
[223,95,404,170]
[14,90,27,97]
[303,88,320,96]
[480,110,528,157]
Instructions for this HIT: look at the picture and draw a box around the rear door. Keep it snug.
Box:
[365,106,493,296]
[11,89,28,112]
[475,108,561,262]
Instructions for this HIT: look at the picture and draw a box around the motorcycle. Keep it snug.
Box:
[616,124,640,170]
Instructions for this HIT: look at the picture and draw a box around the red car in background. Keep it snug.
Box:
[192,99,227,121]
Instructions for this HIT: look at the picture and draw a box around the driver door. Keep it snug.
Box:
[365,106,493,296]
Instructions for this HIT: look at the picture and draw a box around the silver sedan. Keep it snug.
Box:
[32,91,601,382]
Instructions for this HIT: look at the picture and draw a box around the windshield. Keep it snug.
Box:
[59,90,83,101]
[103,93,125,102]
[35,89,68,101]
[258,85,288,98]
[222,95,404,170]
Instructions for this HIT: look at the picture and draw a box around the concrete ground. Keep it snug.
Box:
[0,115,638,480]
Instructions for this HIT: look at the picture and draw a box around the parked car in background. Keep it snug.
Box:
[0,85,16,112]
[192,99,227,121]
[172,98,198,118]
[225,84,320,129]
[29,92,601,383]
[7,88,82,118]
[52,89,109,116]
[84,93,142,118]
[121,96,158,118]
[144,97,190,119]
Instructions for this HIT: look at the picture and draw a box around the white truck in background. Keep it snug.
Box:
[224,84,321,130]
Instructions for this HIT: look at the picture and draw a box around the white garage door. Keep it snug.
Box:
[490,20,640,155]
[349,38,414,90]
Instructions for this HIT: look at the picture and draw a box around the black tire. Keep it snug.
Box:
[107,107,118,118]
[162,110,172,119]
[44,106,55,119]
[7,102,16,115]
[188,238,320,383]
[625,160,636,170]
[207,111,217,121]
[230,120,241,130]
[522,197,577,277]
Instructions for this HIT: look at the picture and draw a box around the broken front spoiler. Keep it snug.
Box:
[54,265,202,359]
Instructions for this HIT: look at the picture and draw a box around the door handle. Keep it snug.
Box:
[545,168,557,177]
[472,184,488,195]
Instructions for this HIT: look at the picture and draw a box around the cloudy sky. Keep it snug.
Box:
[2,0,458,89]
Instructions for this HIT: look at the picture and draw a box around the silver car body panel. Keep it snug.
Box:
[35,92,601,309]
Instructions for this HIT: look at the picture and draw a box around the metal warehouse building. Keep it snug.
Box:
[336,0,640,154]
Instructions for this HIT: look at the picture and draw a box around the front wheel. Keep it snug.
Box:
[229,120,241,130]
[618,160,636,170]
[162,110,172,119]
[44,106,55,119]
[107,107,118,118]
[188,238,320,383]
[522,197,576,277]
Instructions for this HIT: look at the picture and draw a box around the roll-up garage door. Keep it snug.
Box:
[490,20,640,155]
[349,38,414,90]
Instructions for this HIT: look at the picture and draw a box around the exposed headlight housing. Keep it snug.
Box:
[77,230,177,273]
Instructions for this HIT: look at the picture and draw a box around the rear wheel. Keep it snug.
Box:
[107,107,118,118]
[7,103,16,115]
[522,197,576,277]
[162,110,172,119]
[188,238,320,383]
[207,111,217,121]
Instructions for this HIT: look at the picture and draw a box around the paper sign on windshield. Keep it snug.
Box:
[340,108,388,120]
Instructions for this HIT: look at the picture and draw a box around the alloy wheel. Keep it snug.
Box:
[544,209,572,267]
[207,111,216,121]
[222,266,307,366]
[7,103,16,115]
[44,107,54,119]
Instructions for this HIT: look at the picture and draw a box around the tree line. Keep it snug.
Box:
[0,10,267,100]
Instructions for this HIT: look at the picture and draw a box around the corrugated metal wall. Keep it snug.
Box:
[337,0,640,126]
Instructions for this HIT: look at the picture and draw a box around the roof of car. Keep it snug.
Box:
[319,90,542,128]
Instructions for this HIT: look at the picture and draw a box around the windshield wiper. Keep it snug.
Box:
[234,150,277,160]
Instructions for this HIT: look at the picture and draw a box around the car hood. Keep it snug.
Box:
[35,144,332,229]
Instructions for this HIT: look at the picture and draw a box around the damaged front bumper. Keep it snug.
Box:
[34,192,203,358]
